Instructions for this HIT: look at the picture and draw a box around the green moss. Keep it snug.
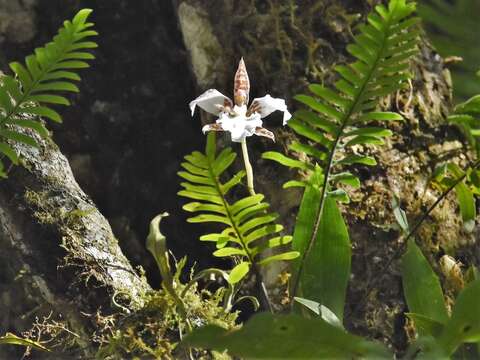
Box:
[24,189,60,225]
[23,188,95,231]
[96,283,238,359]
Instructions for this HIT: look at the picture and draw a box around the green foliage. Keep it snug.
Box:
[440,279,480,354]
[293,297,343,329]
[264,0,418,195]
[418,0,480,98]
[291,168,351,322]
[432,162,477,232]
[402,240,449,327]
[146,213,188,319]
[0,333,48,352]
[0,9,97,178]
[448,93,480,154]
[402,240,480,356]
[264,0,419,311]
[178,133,298,284]
[182,313,390,358]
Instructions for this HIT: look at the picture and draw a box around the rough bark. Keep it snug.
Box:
[0,128,150,357]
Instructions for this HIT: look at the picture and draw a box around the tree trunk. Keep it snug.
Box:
[0,0,473,357]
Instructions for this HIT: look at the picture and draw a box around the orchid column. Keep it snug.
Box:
[189,58,292,195]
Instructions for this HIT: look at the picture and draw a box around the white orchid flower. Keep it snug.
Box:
[189,58,291,142]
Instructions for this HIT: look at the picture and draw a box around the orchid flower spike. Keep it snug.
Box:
[189,58,292,142]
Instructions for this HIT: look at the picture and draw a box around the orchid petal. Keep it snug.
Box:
[248,94,292,125]
[217,112,263,143]
[189,89,233,116]
[254,127,275,142]
[202,123,224,134]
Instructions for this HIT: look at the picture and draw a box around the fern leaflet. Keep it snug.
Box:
[178,133,298,284]
[0,9,97,178]
[418,0,480,98]
[263,0,420,297]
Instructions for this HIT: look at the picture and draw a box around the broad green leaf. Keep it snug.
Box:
[392,196,409,233]
[401,239,449,329]
[31,81,79,93]
[405,336,449,360]
[0,333,49,351]
[294,297,343,329]
[262,151,310,170]
[213,247,246,257]
[187,214,231,225]
[146,213,175,292]
[287,119,333,149]
[291,168,322,277]
[436,163,477,232]
[439,279,480,354]
[27,94,70,105]
[308,84,349,110]
[257,251,299,266]
[328,188,350,203]
[344,127,393,138]
[294,189,351,322]
[357,111,404,122]
[20,106,62,123]
[336,154,377,166]
[283,180,306,188]
[212,148,236,175]
[230,194,264,215]
[239,213,279,234]
[454,181,476,232]
[456,95,480,114]
[345,135,385,147]
[182,202,226,215]
[9,62,32,88]
[229,262,250,284]
[182,313,390,358]
[294,94,343,121]
[406,313,444,339]
[331,172,361,188]
[289,141,327,162]
[294,296,321,315]
[244,224,283,244]
[294,109,340,134]
[0,130,38,148]
[464,265,479,284]
[0,143,19,165]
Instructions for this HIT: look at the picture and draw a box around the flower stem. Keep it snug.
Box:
[239,139,274,312]
[241,139,256,195]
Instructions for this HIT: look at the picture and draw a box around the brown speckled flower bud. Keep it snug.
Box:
[233,57,250,106]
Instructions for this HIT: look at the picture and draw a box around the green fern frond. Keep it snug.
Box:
[418,0,480,98]
[448,94,480,155]
[0,9,97,177]
[266,0,418,200]
[263,0,420,298]
[178,133,299,284]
